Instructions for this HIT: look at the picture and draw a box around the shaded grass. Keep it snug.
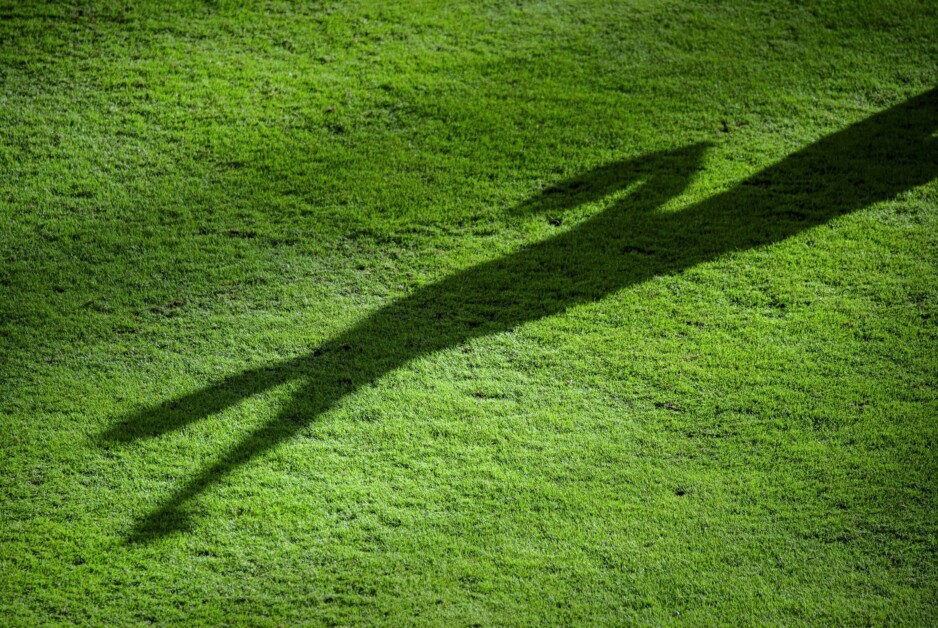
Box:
[1,0,937,624]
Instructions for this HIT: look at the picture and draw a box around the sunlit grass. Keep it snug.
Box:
[1,1,936,623]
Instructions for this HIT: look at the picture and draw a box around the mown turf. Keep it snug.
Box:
[1,0,936,624]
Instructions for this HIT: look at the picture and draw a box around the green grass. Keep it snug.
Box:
[1,0,936,624]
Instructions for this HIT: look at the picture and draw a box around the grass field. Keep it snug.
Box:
[1,0,936,623]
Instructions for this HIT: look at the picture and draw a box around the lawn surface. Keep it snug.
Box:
[1,0,937,624]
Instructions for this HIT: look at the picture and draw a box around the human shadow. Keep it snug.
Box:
[104,88,937,541]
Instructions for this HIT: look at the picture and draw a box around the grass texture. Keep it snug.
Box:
[1,0,937,624]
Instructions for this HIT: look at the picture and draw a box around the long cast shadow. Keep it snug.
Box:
[105,89,937,541]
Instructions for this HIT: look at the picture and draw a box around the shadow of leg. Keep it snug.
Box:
[126,406,312,542]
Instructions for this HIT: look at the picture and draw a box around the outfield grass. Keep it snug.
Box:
[1,0,936,624]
